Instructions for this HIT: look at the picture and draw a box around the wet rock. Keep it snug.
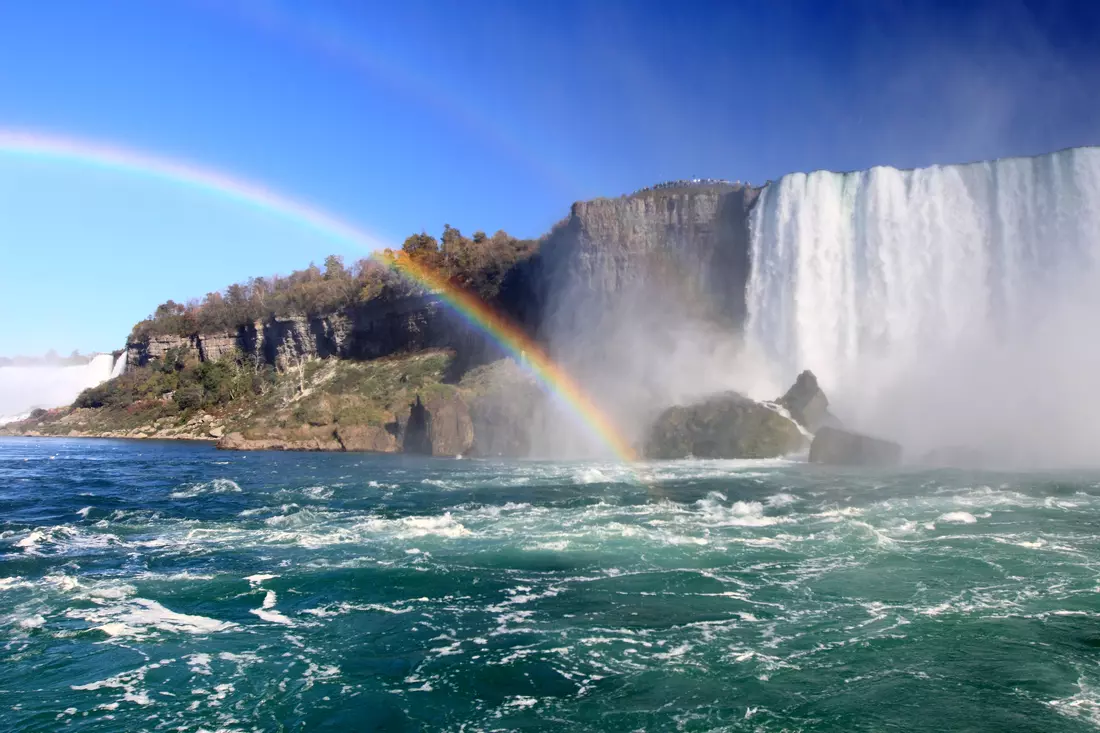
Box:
[400,394,474,457]
[777,370,836,432]
[333,425,399,453]
[644,392,805,459]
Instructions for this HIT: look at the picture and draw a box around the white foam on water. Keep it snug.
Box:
[170,478,243,500]
[696,494,786,527]
[1047,677,1100,726]
[71,658,175,707]
[359,513,472,539]
[16,613,46,629]
[765,493,799,508]
[15,525,123,557]
[304,485,334,499]
[938,511,978,524]
[250,590,294,626]
[67,597,236,638]
[245,573,278,586]
[187,653,213,676]
[574,467,610,484]
[302,601,414,618]
[0,576,30,591]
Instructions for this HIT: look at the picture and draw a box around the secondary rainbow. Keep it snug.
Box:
[0,128,389,253]
[0,128,636,461]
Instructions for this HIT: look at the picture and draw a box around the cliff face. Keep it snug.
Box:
[100,182,769,457]
[129,184,762,375]
[565,185,759,314]
[127,295,468,370]
[499,183,761,334]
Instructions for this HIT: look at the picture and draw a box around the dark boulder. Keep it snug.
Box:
[777,370,836,432]
[809,426,901,466]
[402,396,434,455]
[425,395,475,457]
[644,392,806,459]
[400,394,474,457]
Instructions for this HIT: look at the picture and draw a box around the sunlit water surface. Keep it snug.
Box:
[2,437,1100,732]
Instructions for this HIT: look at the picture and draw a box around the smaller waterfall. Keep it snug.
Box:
[110,352,127,379]
[0,353,118,423]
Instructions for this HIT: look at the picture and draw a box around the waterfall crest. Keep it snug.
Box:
[745,147,1100,463]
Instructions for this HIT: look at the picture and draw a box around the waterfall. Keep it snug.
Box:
[745,147,1100,463]
[110,351,127,379]
[0,353,117,424]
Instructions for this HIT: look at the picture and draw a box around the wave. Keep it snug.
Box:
[69,597,237,639]
[169,478,243,499]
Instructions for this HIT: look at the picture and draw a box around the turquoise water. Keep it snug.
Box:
[2,438,1100,731]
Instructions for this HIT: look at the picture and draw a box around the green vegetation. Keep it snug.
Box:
[242,351,456,434]
[74,347,274,413]
[130,226,537,342]
[13,346,459,441]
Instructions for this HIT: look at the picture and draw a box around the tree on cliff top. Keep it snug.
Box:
[129,225,539,342]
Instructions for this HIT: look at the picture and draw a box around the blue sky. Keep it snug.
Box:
[1,0,1098,356]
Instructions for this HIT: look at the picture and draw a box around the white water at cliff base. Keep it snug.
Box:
[746,147,1100,465]
[0,353,118,423]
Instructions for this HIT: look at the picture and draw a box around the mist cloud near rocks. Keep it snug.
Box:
[527,275,776,460]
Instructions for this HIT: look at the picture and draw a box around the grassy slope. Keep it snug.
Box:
[4,350,462,446]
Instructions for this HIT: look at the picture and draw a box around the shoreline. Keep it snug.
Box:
[0,432,217,444]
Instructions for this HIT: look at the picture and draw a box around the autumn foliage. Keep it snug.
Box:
[130,227,537,341]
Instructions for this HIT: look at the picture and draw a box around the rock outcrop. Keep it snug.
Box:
[809,427,902,466]
[421,395,475,457]
[333,425,399,453]
[402,396,433,455]
[644,392,805,459]
[127,295,466,371]
[777,370,835,432]
[218,428,342,452]
[499,183,762,332]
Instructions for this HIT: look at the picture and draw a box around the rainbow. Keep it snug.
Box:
[381,252,638,462]
[0,128,636,461]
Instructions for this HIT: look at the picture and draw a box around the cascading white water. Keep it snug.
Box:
[746,147,1100,464]
[110,351,127,379]
[0,353,119,423]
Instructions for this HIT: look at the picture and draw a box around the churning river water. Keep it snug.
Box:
[2,437,1100,732]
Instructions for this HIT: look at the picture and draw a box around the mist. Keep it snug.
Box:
[526,243,777,459]
[744,147,1100,468]
[0,353,120,423]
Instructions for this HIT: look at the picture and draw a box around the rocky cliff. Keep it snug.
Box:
[502,183,761,332]
[22,181,773,457]
[127,295,482,371]
[129,183,762,379]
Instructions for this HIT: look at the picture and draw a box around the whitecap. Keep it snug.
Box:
[937,511,978,524]
[170,478,242,500]
[250,590,294,626]
[69,598,236,638]
[359,513,471,539]
[765,493,799,508]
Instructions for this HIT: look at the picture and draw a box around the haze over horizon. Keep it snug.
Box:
[2,0,1099,356]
